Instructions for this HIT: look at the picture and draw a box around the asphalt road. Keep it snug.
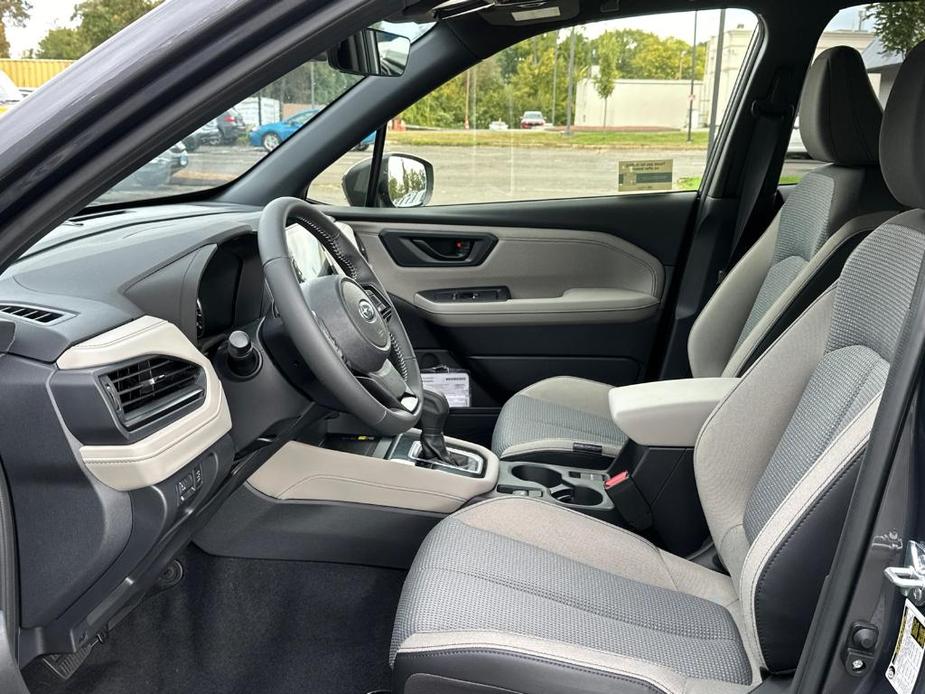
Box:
[102,143,822,206]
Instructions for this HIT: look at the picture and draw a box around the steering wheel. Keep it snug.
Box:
[258,197,423,435]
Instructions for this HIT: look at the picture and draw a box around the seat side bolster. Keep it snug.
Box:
[688,216,779,378]
[517,376,615,415]
[453,496,677,589]
[393,632,755,694]
[492,377,626,460]
[695,287,836,584]
[739,397,878,672]
[723,210,899,377]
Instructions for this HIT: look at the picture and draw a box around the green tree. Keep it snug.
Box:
[398,26,702,130]
[868,1,925,54]
[264,61,360,108]
[0,0,31,58]
[627,34,705,80]
[593,31,621,126]
[35,27,89,59]
[36,0,160,59]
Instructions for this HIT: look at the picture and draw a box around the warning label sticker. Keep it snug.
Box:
[422,370,471,408]
[886,600,925,694]
[618,159,674,192]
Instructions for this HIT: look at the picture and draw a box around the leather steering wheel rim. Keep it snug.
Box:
[258,197,423,435]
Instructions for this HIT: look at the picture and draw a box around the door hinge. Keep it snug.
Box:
[885,540,925,605]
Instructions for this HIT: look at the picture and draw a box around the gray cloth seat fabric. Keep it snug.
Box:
[491,46,897,463]
[491,376,628,463]
[392,498,757,694]
[392,43,925,694]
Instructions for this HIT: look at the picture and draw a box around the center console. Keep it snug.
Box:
[492,377,739,555]
[250,389,495,511]
[202,380,739,569]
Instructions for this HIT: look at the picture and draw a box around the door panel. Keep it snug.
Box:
[353,222,664,327]
[334,193,696,444]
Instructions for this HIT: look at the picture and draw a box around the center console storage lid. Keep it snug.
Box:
[608,378,739,448]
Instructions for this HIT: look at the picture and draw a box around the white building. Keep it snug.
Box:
[700,27,877,128]
[575,69,703,130]
[574,26,879,131]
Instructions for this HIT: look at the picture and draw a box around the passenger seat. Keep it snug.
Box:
[491,46,898,465]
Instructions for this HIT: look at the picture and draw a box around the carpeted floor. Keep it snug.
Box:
[23,546,405,694]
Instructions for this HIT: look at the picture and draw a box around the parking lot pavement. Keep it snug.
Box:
[109,143,824,205]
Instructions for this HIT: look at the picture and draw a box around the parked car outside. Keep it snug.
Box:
[216,108,247,144]
[126,142,189,188]
[519,110,545,129]
[249,108,375,152]
[787,117,808,158]
[183,121,222,151]
[0,70,23,117]
[488,119,509,131]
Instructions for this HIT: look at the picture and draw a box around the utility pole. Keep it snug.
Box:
[309,61,316,109]
[687,11,698,143]
[565,28,577,136]
[464,69,471,129]
[707,9,726,153]
[472,66,478,129]
[551,39,559,126]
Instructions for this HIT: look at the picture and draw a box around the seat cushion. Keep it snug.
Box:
[391,498,759,694]
[491,377,627,461]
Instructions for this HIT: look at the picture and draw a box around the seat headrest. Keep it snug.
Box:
[881,40,925,209]
[799,46,883,166]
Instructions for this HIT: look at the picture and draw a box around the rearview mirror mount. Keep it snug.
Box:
[327,29,410,77]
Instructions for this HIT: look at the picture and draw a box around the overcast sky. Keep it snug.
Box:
[8,1,77,57]
[7,3,871,58]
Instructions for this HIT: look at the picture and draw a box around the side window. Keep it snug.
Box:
[781,3,913,184]
[311,9,759,206]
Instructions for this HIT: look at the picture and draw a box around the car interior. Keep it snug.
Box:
[2,0,925,693]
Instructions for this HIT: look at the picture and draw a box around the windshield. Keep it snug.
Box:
[10,6,429,208]
[92,60,365,206]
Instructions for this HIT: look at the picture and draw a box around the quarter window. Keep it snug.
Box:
[780,3,918,184]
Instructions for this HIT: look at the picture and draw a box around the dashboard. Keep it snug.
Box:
[0,202,333,664]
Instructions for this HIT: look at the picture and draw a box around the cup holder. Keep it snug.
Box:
[509,464,603,507]
[511,464,563,488]
[551,486,603,507]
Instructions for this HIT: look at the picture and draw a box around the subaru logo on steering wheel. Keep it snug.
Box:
[358,298,377,323]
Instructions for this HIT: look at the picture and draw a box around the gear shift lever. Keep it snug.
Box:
[419,390,469,467]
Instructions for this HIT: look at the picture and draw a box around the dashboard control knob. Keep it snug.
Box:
[226,330,261,378]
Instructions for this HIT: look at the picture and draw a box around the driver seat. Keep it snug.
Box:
[389,43,925,694]
[491,46,896,465]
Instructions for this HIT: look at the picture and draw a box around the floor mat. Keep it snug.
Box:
[23,546,405,694]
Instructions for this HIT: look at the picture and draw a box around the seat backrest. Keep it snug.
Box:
[688,46,897,379]
[694,40,925,675]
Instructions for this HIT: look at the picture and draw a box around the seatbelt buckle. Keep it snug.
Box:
[604,471,653,531]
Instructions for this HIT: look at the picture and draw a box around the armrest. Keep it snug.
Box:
[608,378,739,448]
[413,288,659,326]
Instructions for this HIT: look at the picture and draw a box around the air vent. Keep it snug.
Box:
[0,303,65,323]
[100,356,204,431]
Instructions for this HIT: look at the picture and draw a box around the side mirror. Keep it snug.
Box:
[341,153,434,208]
[327,29,410,77]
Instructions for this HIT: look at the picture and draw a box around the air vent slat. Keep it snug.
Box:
[101,356,204,431]
[0,303,65,323]
[118,378,199,409]
[107,360,188,386]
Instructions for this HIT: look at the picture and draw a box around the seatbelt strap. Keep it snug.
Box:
[721,69,795,284]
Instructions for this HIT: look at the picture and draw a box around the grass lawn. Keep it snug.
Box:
[389,129,711,149]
